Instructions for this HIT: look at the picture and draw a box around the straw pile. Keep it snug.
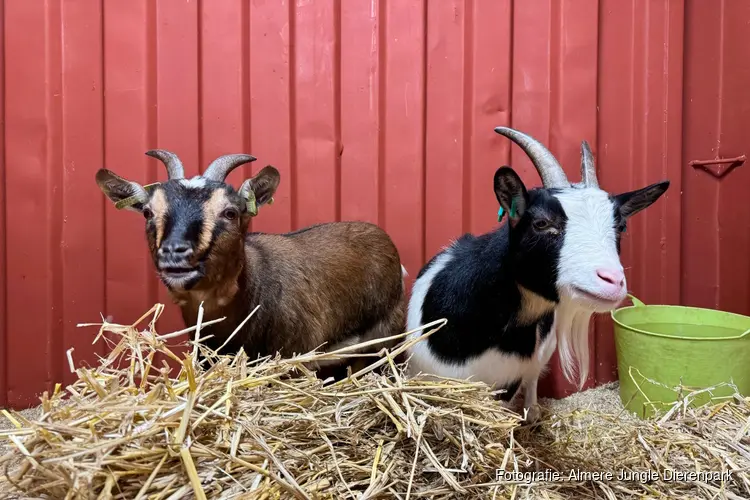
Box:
[1,305,749,499]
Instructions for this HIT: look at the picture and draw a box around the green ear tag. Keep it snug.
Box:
[497,198,518,223]
[114,182,160,210]
[246,190,258,217]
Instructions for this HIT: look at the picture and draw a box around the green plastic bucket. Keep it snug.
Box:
[611,295,750,419]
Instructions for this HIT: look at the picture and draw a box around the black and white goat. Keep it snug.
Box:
[95,152,407,379]
[405,127,669,422]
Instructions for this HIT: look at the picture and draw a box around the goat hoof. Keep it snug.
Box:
[524,405,542,425]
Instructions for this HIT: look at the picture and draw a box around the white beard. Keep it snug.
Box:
[555,297,594,390]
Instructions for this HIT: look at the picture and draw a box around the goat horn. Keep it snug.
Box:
[580,140,598,188]
[493,127,569,188]
[145,149,185,180]
[203,154,257,182]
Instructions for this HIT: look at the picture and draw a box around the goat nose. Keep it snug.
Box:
[596,268,625,288]
[159,241,193,258]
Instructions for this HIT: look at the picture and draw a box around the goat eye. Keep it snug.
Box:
[533,220,549,230]
[143,208,154,220]
[222,208,239,221]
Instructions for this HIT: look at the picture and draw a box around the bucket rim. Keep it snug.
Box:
[610,294,750,341]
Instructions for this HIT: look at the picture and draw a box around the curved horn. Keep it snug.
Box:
[493,126,569,188]
[580,140,598,188]
[145,149,185,180]
[203,154,257,182]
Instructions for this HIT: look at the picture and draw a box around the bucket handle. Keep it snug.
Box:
[627,294,646,308]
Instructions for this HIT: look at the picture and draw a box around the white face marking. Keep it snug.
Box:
[180,176,208,189]
[554,187,627,311]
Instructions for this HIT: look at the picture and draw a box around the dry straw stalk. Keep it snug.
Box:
[0,304,748,499]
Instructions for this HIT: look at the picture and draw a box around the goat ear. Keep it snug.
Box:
[95,169,149,212]
[493,166,529,228]
[613,180,670,220]
[239,166,280,210]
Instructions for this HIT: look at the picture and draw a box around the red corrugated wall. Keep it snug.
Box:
[1,0,748,409]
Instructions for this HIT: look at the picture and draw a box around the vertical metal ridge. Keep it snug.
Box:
[376,0,386,228]
[627,0,637,287]
[461,0,474,235]
[660,0,683,303]
[507,0,515,143]
[288,0,298,230]
[146,0,158,308]
[45,0,65,389]
[0,0,6,407]
[241,0,251,164]
[241,0,252,233]
[419,0,428,263]
[196,0,204,170]
[678,0,689,307]
[716,0,725,158]
[638,0,650,297]
[99,0,108,358]
[334,0,342,223]
[548,0,562,161]
[593,0,607,384]
[594,0,603,184]
[713,0,726,307]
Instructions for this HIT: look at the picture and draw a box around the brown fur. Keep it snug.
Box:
[96,162,407,382]
[174,222,406,372]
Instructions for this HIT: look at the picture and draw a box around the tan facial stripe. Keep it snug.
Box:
[198,189,225,254]
[517,285,555,326]
[150,189,168,248]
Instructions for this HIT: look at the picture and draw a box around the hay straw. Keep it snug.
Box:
[0,304,748,499]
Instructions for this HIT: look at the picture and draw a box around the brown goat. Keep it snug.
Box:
[95,151,407,378]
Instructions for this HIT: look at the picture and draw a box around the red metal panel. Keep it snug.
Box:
[682,0,750,315]
[467,0,512,237]
[248,1,293,234]
[382,0,426,287]
[102,0,159,353]
[595,0,684,389]
[199,0,247,177]
[60,0,107,385]
[153,0,201,338]
[424,0,466,259]
[340,0,380,225]
[0,0,6,408]
[5,0,750,407]
[714,1,750,314]
[513,0,602,398]
[294,0,339,228]
[5,1,64,407]
[197,1,249,357]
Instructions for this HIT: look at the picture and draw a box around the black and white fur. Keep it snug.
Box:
[405,127,669,422]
